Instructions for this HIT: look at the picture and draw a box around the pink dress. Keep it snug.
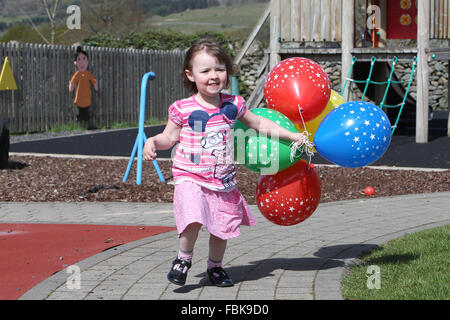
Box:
[169,94,256,240]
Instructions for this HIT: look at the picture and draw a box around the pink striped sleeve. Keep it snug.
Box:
[168,102,183,126]
[236,95,247,119]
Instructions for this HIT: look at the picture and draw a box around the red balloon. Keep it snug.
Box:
[264,57,331,123]
[256,160,321,226]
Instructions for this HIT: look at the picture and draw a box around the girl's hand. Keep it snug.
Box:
[143,138,157,161]
[290,132,307,146]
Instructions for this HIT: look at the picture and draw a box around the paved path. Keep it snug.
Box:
[1,192,448,300]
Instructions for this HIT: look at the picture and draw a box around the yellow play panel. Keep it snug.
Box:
[0,57,18,90]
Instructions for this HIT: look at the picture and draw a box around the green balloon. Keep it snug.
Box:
[234,108,303,174]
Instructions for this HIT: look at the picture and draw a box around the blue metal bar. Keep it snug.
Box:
[123,71,165,184]
[141,132,165,183]
[123,136,139,182]
[152,159,165,183]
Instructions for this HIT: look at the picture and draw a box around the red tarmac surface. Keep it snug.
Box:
[0,223,176,300]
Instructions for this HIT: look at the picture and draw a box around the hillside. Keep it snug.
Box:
[0,0,269,42]
[148,2,269,35]
[0,0,268,22]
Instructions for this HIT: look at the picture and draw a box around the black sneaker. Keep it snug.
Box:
[167,258,191,286]
[207,267,234,287]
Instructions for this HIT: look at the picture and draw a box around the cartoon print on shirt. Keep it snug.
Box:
[201,130,236,188]
[183,101,238,188]
[188,102,238,132]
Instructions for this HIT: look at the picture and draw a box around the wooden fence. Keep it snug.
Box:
[430,0,450,39]
[0,42,189,134]
[275,0,342,43]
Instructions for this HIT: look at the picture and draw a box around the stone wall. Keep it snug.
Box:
[236,42,449,111]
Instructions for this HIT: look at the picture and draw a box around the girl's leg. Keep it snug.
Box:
[168,223,202,286]
[207,234,233,287]
[208,233,227,263]
[179,222,202,254]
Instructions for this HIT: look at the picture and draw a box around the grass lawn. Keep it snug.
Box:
[341,225,449,300]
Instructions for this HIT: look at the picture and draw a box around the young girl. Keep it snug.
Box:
[143,39,305,287]
[69,46,98,129]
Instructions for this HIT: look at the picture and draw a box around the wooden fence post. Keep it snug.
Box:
[417,0,430,143]
[270,0,281,69]
[448,62,450,136]
[341,0,354,100]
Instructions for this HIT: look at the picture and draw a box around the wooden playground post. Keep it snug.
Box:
[377,0,387,48]
[270,0,281,69]
[265,0,446,141]
[341,0,355,100]
[417,0,430,143]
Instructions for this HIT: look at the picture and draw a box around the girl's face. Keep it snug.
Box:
[74,53,89,71]
[185,51,228,100]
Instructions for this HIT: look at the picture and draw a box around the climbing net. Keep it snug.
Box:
[341,56,417,135]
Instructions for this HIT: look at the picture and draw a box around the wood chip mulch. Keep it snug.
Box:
[1,156,449,204]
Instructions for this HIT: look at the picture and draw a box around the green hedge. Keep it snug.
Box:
[82,30,236,56]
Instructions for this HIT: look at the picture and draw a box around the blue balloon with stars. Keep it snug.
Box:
[313,101,392,168]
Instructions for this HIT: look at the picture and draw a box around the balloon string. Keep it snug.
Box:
[290,133,314,163]
[291,106,315,165]
[298,106,306,128]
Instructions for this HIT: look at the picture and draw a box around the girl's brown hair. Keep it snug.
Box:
[182,38,238,93]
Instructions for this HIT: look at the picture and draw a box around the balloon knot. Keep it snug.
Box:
[290,131,314,164]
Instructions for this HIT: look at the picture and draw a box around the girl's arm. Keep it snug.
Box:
[143,119,181,161]
[239,110,306,145]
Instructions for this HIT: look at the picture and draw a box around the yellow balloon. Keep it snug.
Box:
[295,90,345,152]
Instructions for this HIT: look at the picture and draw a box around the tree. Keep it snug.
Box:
[80,0,145,37]
[0,24,45,44]
[40,0,60,44]
[5,0,62,44]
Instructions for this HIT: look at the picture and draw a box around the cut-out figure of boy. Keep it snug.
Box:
[69,46,98,129]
